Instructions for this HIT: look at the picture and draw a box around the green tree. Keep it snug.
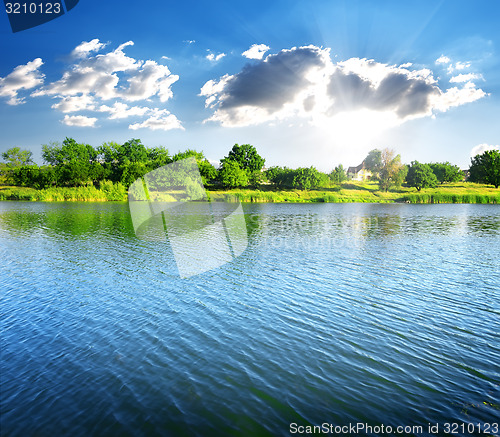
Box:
[148,146,171,167]
[96,139,150,185]
[221,144,265,173]
[406,161,438,191]
[247,170,265,187]
[0,163,9,184]
[96,142,121,182]
[10,165,40,187]
[198,160,218,185]
[219,160,249,188]
[11,165,57,189]
[292,167,324,190]
[1,147,35,184]
[469,150,500,188]
[120,139,148,164]
[42,138,99,186]
[364,149,383,174]
[429,162,463,184]
[265,166,327,189]
[266,166,290,188]
[172,150,218,185]
[330,164,347,184]
[172,149,205,162]
[368,148,407,192]
[120,161,149,187]
[1,147,34,167]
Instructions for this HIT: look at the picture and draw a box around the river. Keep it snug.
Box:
[1,202,499,436]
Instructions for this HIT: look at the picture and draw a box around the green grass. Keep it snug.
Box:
[207,182,500,204]
[0,183,127,202]
[1,181,498,203]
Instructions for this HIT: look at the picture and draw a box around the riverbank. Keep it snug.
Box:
[1,182,499,203]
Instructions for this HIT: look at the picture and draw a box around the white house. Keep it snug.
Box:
[347,161,372,181]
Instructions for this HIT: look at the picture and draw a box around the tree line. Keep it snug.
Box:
[1,138,499,191]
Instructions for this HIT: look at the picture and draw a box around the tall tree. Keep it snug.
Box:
[365,148,407,191]
[218,160,249,188]
[42,138,98,186]
[469,150,500,188]
[197,160,218,185]
[221,144,265,173]
[406,161,438,191]
[148,146,171,167]
[330,164,347,184]
[172,149,205,162]
[120,139,148,164]
[171,149,218,185]
[1,147,34,168]
[364,149,383,174]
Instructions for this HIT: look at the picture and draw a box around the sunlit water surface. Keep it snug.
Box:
[1,202,499,436]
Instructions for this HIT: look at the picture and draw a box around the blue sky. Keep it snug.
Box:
[1,0,499,170]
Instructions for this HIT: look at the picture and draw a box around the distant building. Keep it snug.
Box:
[347,161,372,181]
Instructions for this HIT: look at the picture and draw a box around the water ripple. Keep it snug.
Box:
[1,202,499,436]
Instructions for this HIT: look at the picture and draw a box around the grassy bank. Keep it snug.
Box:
[0,182,127,202]
[208,182,500,204]
[1,182,499,203]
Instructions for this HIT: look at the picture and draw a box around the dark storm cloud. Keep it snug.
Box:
[202,46,486,126]
[327,70,373,112]
[219,46,326,111]
[327,69,440,118]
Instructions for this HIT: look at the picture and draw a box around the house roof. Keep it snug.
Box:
[347,161,365,174]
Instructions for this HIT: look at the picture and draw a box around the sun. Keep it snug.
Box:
[315,108,402,151]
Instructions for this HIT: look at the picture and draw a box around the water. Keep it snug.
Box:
[1,201,499,436]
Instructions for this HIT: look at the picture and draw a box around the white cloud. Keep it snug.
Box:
[71,39,106,58]
[242,44,270,60]
[201,45,488,135]
[470,143,499,158]
[118,60,179,102]
[454,61,471,70]
[183,40,196,44]
[32,41,139,100]
[435,55,451,64]
[449,73,483,83]
[432,82,486,111]
[32,40,179,104]
[201,45,332,126]
[62,114,97,127]
[26,39,182,131]
[0,58,44,105]
[98,102,150,119]
[199,75,232,107]
[51,95,96,112]
[203,46,487,128]
[206,52,226,62]
[447,61,471,74]
[129,109,184,131]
